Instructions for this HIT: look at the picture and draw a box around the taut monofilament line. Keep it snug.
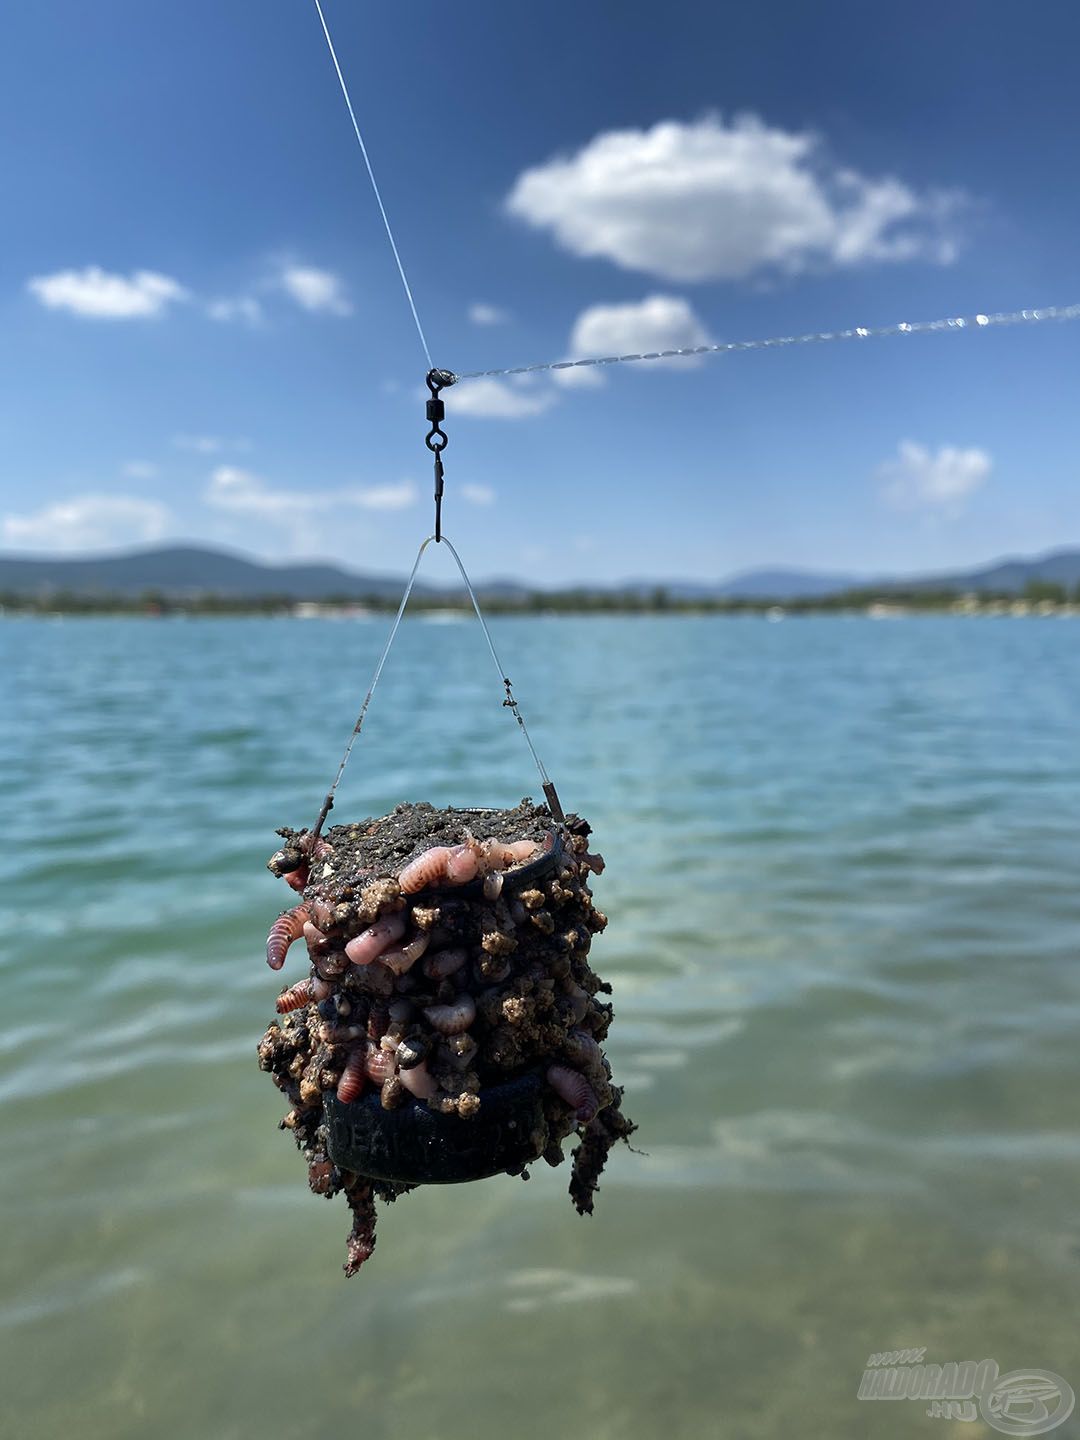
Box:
[451,301,1080,383]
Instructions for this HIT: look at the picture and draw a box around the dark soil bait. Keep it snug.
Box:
[256,799,636,1276]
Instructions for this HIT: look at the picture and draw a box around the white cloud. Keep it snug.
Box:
[206,467,304,518]
[878,441,991,513]
[554,294,713,388]
[205,467,415,523]
[446,377,556,419]
[174,434,222,454]
[27,267,189,319]
[206,295,263,324]
[468,302,510,326]
[2,494,171,551]
[122,461,159,480]
[348,482,417,511]
[173,434,250,454]
[461,483,495,506]
[278,265,352,316]
[506,114,963,283]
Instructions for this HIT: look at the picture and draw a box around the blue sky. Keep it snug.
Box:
[2,0,1079,586]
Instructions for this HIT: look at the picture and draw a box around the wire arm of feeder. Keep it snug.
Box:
[311,527,565,837]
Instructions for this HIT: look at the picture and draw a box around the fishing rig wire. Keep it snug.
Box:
[311,530,562,838]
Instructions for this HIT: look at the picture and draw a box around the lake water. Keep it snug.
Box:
[2,614,1080,1440]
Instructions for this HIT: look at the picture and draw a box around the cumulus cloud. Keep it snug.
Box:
[205,467,415,523]
[2,494,171,551]
[446,377,556,419]
[461,483,495,506]
[553,294,713,388]
[468,302,510,326]
[26,266,189,319]
[206,295,263,324]
[506,114,963,283]
[878,441,991,513]
[172,434,250,454]
[349,482,417,511]
[122,461,159,480]
[278,266,352,316]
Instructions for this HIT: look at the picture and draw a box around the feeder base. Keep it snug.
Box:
[324,1070,548,1185]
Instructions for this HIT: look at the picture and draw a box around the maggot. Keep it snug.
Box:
[482,870,504,901]
[266,905,310,970]
[276,977,331,1013]
[482,838,539,870]
[421,946,467,980]
[423,994,477,1035]
[398,839,482,894]
[364,1042,397,1085]
[560,1026,604,1069]
[303,920,330,954]
[398,1058,438,1099]
[336,1049,366,1104]
[379,929,430,976]
[546,1064,600,1124]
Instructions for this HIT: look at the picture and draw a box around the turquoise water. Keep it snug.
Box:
[2,614,1080,1439]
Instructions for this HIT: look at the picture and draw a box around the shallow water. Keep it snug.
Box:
[2,614,1079,1439]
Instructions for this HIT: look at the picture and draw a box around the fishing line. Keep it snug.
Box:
[311,0,433,370]
[452,301,1080,382]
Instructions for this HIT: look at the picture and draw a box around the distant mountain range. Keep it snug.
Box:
[717,550,1080,599]
[2,543,1080,602]
[0,545,430,601]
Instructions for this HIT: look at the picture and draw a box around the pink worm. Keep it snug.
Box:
[546,1064,600,1124]
[398,1059,438,1100]
[379,929,431,976]
[423,994,477,1035]
[421,947,468,980]
[284,865,309,893]
[275,976,331,1014]
[345,913,407,966]
[336,1050,366,1104]
[266,906,310,970]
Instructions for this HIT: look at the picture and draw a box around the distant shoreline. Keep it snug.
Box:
[3,590,1079,621]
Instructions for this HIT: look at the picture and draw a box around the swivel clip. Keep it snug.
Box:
[425,369,456,541]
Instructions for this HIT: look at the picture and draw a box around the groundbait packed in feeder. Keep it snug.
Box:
[256,799,636,1276]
